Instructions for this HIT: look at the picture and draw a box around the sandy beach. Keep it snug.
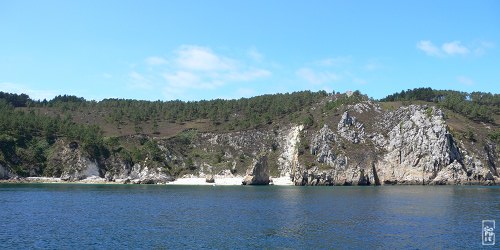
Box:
[167,176,294,186]
[1,175,294,186]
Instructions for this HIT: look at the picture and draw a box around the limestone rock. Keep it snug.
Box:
[337,112,365,144]
[205,174,215,183]
[431,161,468,185]
[47,141,103,181]
[311,125,337,166]
[242,156,270,185]
[129,163,174,184]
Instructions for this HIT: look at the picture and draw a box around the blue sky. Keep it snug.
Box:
[1,0,499,101]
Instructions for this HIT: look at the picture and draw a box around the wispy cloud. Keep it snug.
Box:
[296,56,376,89]
[417,40,493,57]
[296,67,340,85]
[145,56,167,65]
[129,71,153,89]
[363,61,383,71]
[416,40,441,57]
[176,45,235,71]
[247,47,263,62]
[442,41,469,55]
[129,45,272,99]
[163,71,221,90]
[474,41,495,56]
[315,56,352,67]
[0,82,58,100]
[457,76,474,86]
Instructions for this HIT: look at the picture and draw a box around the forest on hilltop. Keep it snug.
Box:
[0,88,499,178]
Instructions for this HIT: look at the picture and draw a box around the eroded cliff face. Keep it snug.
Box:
[295,103,498,185]
[0,163,15,179]
[186,101,497,186]
[2,102,498,185]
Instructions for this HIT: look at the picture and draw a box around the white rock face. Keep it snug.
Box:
[82,160,100,178]
[431,160,468,184]
[242,155,270,185]
[376,105,461,184]
[348,101,381,114]
[337,112,365,144]
[311,125,338,166]
[8,100,496,186]
[59,145,103,181]
[295,104,498,185]
[129,162,173,184]
[278,125,303,177]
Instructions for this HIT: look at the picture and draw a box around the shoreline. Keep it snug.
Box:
[0,176,296,186]
[0,176,497,186]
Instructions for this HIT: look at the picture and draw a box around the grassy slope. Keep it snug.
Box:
[5,94,498,179]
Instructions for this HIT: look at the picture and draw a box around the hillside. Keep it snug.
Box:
[0,88,499,185]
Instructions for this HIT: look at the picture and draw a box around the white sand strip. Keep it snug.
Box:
[166,177,244,186]
[271,176,294,186]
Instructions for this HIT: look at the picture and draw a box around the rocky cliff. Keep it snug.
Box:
[1,101,498,185]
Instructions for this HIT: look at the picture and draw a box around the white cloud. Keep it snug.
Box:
[145,56,167,65]
[474,41,495,56]
[296,68,340,85]
[417,40,441,57]
[176,45,235,71]
[163,71,221,90]
[417,40,492,57]
[130,71,146,81]
[364,62,382,71]
[247,47,263,62]
[316,56,352,67]
[129,71,153,89]
[0,82,58,100]
[457,76,474,86]
[442,41,469,55]
[131,45,272,99]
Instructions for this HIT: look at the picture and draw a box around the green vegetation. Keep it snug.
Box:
[1,87,498,178]
[0,90,328,177]
[325,90,366,111]
[489,129,500,144]
[381,87,499,123]
[0,99,106,176]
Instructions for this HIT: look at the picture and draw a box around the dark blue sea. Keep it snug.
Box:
[0,184,498,249]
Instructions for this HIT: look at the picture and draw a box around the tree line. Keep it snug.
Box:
[1,90,328,129]
[380,87,499,123]
[0,99,106,176]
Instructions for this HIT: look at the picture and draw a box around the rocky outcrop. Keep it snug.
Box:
[337,112,365,144]
[104,154,133,181]
[46,141,104,182]
[128,162,173,184]
[277,125,303,178]
[431,160,468,185]
[292,104,498,185]
[311,125,338,166]
[2,100,497,186]
[242,156,270,185]
[0,164,14,179]
[45,140,174,184]
[205,174,215,183]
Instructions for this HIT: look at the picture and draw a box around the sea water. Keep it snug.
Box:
[0,184,498,249]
